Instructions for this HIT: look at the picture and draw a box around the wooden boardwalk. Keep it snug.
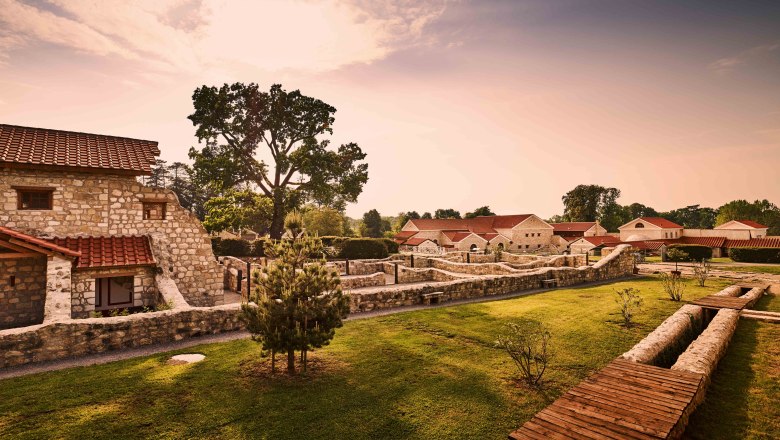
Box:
[691,295,751,311]
[509,358,703,440]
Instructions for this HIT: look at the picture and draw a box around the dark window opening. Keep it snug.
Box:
[17,189,53,210]
[143,202,167,220]
[9,276,15,287]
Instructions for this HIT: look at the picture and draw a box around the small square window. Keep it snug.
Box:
[16,188,53,210]
[143,202,167,220]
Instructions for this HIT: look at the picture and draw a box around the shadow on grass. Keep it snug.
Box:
[683,320,758,440]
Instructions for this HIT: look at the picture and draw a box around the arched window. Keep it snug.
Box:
[497,243,504,251]
[635,223,645,228]
[470,244,478,252]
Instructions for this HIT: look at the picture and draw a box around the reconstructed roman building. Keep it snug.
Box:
[0,124,223,329]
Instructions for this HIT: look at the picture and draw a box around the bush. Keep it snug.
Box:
[250,239,269,257]
[660,272,686,301]
[495,320,552,386]
[729,247,780,263]
[668,244,712,261]
[614,287,643,327]
[339,238,389,259]
[692,259,711,287]
[213,238,251,256]
[379,238,399,254]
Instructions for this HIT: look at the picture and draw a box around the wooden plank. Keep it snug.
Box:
[587,374,693,405]
[544,404,659,440]
[508,427,547,440]
[552,397,666,438]
[574,381,685,415]
[561,392,676,430]
[597,368,699,397]
[604,364,702,391]
[522,419,576,440]
[0,252,40,259]
[566,387,681,422]
[608,360,703,386]
[536,407,639,440]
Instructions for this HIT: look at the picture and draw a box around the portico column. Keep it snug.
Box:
[43,255,73,323]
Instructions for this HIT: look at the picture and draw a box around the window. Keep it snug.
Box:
[525,244,530,249]
[95,276,134,310]
[525,233,529,237]
[16,188,53,210]
[143,202,167,220]
[635,223,645,228]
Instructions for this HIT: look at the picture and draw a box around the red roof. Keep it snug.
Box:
[679,236,727,248]
[553,222,597,232]
[393,230,418,242]
[402,237,432,246]
[727,220,768,229]
[636,217,683,229]
[0,124,160,175]
[408,215,536,235]
[0,225,81,257]
[725,238,780,249]
[49,236,155,269]
[581,235,621,246]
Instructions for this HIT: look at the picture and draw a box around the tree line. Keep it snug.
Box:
[550,184,780,235]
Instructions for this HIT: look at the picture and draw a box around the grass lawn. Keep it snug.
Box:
[685,319,780,439]
[0,278,735,439]
[752,293,780,313]
[718,265,780,275]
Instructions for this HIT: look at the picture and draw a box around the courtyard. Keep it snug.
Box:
[1,277,777,439]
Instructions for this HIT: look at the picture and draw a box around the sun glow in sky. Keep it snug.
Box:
[1,0,779,217]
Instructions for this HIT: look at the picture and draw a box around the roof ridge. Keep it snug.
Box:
[0,123,159,146]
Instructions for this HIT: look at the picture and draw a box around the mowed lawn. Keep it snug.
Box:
[718,265,780,275]
[0,278,743,440]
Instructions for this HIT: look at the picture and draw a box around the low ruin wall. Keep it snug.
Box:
[0,305,243,369]
[396,266,466,284]
[341,272,386,290]
[349,245,635,312]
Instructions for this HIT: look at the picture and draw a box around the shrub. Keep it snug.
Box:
[379,238,399,254]
[660,272,686,301]
[339,238,389,259]
[692,259,711,287]
[729,247,780,263]
[217,238,251,256]
[250,239,269,257]
[495,320,552,387]
[614,287,643,327]
[668,244,712,261]
[665,248,689,271]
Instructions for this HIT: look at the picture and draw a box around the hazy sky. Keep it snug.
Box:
[2,0,779,218]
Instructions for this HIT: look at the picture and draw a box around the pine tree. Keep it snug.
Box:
[240,218,349,373]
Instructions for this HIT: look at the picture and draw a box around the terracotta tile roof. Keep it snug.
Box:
[637,217,683,229]
[448,232,476,242]
[552,222,597,232]
[719,220,768,229]
[49,235,156,269]
[402,237,432,246]
[725,237,780,248]
[0,225,81,257]
[408,215,537,235]
[581,235,622,246]
[0,124,160,175]
[680,236,727,248]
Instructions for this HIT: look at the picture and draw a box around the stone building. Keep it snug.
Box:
[395,215,555,252]
[0,124,223,329]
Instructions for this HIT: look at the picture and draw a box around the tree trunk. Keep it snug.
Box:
[287,348,295,373]
[271,349,276,373]
[269,192,286,239]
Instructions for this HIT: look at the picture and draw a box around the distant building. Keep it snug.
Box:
[552,222,607,240]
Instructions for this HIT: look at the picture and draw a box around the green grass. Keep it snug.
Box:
[753,294,780,313]
[709,257,734,264]
[0,278,735,439]
[685,320,780,439]
[719,265,780,275]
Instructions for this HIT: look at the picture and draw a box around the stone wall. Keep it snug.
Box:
[0,169,223,307]
[349,245,635,312]
[0,256,47,329]
[429,259,517,275]
[341,272,386,289]
[70,266,159,318]
[620,304,705,366]
[0,304,243,369]
[395,266,465,284]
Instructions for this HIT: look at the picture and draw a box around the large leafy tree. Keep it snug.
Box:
[240,231,349,373]
[661,205,717,229]
[188,83,369,238]
[434,208,461,219]
[202,189,273,234]
[302,207,344,236]
[716,199,780,235]
[360,209,385,238]
[624,202,658,219]
[561,184,621,224]
[464,206,495,218]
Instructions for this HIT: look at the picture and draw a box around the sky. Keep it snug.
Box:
[1,0,779,219]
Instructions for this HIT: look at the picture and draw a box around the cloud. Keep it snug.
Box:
[0,0,449,75]
[708,42,780,74]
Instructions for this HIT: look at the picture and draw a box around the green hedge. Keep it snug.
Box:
[339,238,389,259]
[379,238,399,254]
[211,238,268,257]
[729,247,780,263]
[668,244,712,261]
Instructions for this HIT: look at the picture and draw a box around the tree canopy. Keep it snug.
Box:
[716,199,780,235]
[302,207,344,236]
[434,208,461,219]
[188,83,368,238]
[202,189,273,234]
[464,206,495,218]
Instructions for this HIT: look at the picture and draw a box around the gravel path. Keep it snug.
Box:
[0,276,637,380]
